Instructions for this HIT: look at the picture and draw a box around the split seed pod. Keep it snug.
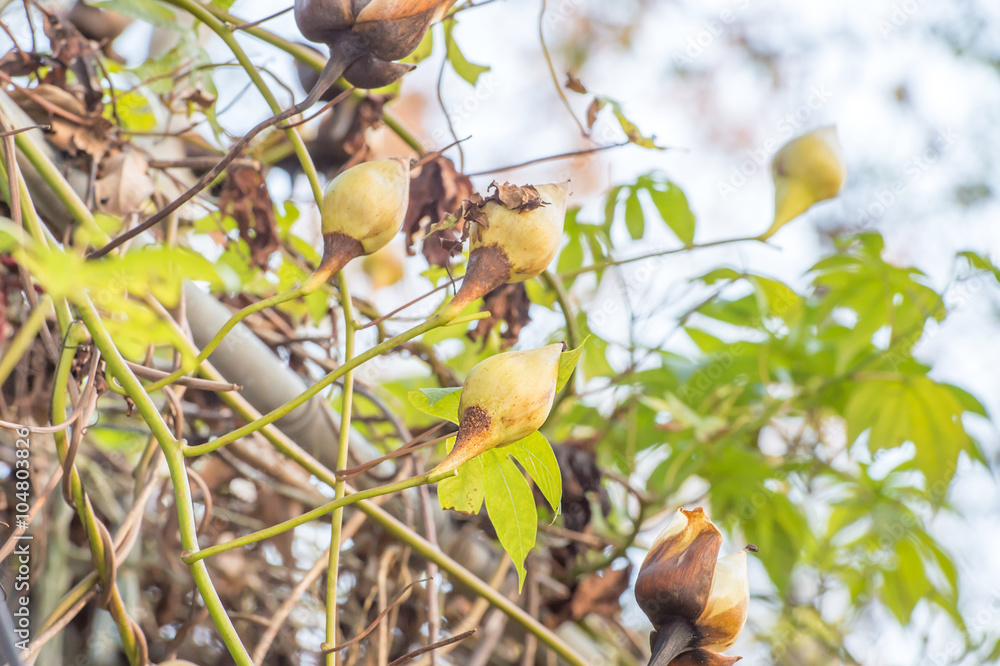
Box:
[434,343,563,473]
[764,125,846,239]
[448,182,569,315]
[294,0,457,89]
[315,158,410,282]
[634,507,754,666]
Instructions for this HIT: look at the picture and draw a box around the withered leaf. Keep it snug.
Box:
[467,283,531,349]
[94,150,154,215]
[218,165,280,269]
[488,181,545,212]
[403,155,474,267]
[586,98,603,131]
[0,50,45,78]
[567,565,632,620]
[565,72,588,94]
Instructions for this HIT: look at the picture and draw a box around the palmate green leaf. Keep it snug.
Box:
[443,18,489,85]
[508,432,561,513]
[483,448,537,591]
[881,537,932,623]
[408,387,462,424]
[438,437,485,515]
[845,376,972,492]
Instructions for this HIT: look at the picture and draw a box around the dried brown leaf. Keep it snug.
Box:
[467,283,531,348]
[488,181,544,212]
[586,97,603,130]
[568,565,632,620]
[94,150,155,215]
[403,155,474,267]
[565,71,588,94]
[218,165,280,269]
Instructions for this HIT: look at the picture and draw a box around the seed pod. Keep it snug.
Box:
[293,0,456,89]
[448,182,569,315]
[315,158,410,281]
[764,125,846,239]
[434,343,563,473]
[634,507,754,666]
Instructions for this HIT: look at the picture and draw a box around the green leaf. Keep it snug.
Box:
[557,233,584,273]
[881,537,931,623]
[556,337,588,392]
[443,18,490,85]
[483,449,537,591]
[92,0,177,27]
[593,98,664,150]
[648,183,695,244]
[958,250,1000,283]
[624,189,644,240]
[603,185,622,231]
[438,438,485,515]
[408,388,462,424]
[509,432,561,513]
[845,377,971,491]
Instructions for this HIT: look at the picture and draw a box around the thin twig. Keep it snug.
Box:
[538,0,588,137]
[322,578,429,654]
[388,630,476,666]
[0,124,50,137]
[467,142,628,176]
[226,5,293,31]
[124,360,241,391]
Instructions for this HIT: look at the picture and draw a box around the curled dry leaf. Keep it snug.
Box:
[467,282,531,348]
[94,151,155,216]
[218,165,280,269]
[586,98,602,131]
[403,155,474,266]
[565,71,588,94]
[488,181,545,212]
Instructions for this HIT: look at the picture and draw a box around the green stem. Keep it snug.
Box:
[9,125,105,241]
[183,471,454,565]
[149,299,588,666]
[326,271,355,665]
[198,2,427,155]
[559,234,766,278]
[542,270,579,348]
[182,307,488,456]
[78,298,253,666]
[144,279,317,392]
[4,102,251,665]
[0,294,51,386]
[161,0,323,205]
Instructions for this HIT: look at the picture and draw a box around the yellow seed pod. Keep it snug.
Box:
[764,126,846,239]
[321,158,410,254]
[471,182,569,282]
[435,343,563,473]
